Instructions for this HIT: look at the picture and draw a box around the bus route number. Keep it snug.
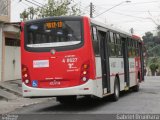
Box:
[62,58,77,63]
[67,58,77,63]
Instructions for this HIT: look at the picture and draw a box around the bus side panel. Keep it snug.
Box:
[86,19,103,97]
[129,58,137,87]
[109,57,125,93]
[83,17,102,97]
[94,57,103,97]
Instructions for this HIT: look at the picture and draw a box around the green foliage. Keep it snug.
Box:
[149,63,159,75]
[149,63,158,71]
[142,32,153,43]
[147,57,160,75]
[142,31,160,57]
[20,0,81,21]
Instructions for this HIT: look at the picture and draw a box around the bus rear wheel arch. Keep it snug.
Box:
[56,96,77,104]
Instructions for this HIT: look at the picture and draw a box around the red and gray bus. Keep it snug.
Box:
[21,16,144,103]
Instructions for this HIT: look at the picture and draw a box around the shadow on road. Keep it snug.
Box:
[36,90,136,113]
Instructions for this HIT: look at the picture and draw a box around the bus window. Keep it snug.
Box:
[28,33,33,44]
[116,34,121,44]
[110,32,114,43]
[116,45,122,57]
[114,33,122,57]
[26,21,82,48]
[92,27,98,41]
[110,43,116,56]
[92,27,99,56]
[109,32,116,56]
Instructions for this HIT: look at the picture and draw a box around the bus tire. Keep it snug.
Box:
[133,73,140,92]
[112,77,120,101]
[133,84,139,92]
[56,96,76,104]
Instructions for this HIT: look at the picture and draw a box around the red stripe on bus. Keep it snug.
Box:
[96,71,136,78]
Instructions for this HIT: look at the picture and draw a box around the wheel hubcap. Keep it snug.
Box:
[115,84,119,97]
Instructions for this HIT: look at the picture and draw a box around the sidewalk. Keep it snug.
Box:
[0,79,22,101]
[0,79,55,114]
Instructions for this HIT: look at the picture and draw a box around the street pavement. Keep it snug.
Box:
[0,76,160,115]
[0,80,54,114]
[7,76,160,114]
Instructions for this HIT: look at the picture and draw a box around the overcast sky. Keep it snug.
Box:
[11,0,160,37]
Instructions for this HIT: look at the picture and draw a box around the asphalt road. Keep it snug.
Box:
[8,77,160,120]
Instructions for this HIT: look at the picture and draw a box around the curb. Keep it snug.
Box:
[0,85,22,97]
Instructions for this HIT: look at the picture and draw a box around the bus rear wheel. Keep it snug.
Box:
[133,73,140,92]
[133,83,139,92]
[56,96,77,104]
[112,77,120,101]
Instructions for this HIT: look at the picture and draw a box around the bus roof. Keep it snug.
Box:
[24,16,83,24]
[23,16,141,41]
[90,18,142,42]
[90,18,131,37]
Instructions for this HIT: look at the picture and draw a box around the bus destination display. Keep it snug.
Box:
[45,21,63,29]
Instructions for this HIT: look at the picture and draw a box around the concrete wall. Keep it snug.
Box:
[4,46,21,81]
[0,23,20,81]
[0,24,3,81]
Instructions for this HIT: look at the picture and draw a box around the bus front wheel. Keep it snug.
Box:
[112,77,120,101]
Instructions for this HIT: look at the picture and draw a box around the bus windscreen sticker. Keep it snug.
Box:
[33,60,49,68]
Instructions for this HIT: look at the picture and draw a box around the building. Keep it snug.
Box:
[0,0,10,22]
[0,0,21,81]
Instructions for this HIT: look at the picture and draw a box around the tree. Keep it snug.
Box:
[146,57,160,76]
[149,63,158,76]
[142,32,154,43]
[153,36,160,44]
[157,25,160,37]
[20,0,81,21]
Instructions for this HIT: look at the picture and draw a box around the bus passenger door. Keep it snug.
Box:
[97,29,110,94]
[139,42,144,81]
[122,37,130,88]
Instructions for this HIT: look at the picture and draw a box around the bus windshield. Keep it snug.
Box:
[25,20,82,48]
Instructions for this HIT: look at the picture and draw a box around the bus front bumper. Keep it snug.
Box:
[22,79,100,97]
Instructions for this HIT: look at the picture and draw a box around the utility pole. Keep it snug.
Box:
[130,28,134,35]
[90,2,94,18]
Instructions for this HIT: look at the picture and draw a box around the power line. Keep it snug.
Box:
[20,0,42,7]
[129,10,160,13]
[32,0,44,6]
[97,0,160,7]
[94,1,131,18]
[111,11,148,19]
[126,0,160,5]
[110,11,160,26]
[21,1,30,7]
[148,11,159,26]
